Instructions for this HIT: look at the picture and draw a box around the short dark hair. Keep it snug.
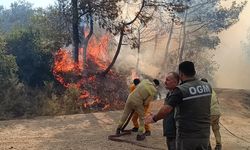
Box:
[169,72,179,81]
[178,61,196,77]
[153,79,160,86]
[201,78,208,83]
[133,78,140,86]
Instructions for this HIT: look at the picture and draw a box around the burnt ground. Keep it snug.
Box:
[0,88,250,150]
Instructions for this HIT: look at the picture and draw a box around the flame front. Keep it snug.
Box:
[52,49,83,88]
[53,34,113,110]
[88,35,110,70]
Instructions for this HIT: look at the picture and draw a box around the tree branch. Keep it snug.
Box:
[86,13,93,41]
[125,0,145,26]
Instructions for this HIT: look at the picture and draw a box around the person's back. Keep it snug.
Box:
[145,61,212,150]
[130,78,154,136]
[117,79,159,141]
[176,79,212,138]
[129,79,157,105]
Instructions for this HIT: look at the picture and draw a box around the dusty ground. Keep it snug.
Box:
[0,89,250,150]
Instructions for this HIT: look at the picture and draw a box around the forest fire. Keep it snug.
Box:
[87,35,110,70]
[52,34,128,111]
[52,49,83,88]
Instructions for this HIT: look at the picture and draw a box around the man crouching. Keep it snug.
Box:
[116,79,159,141]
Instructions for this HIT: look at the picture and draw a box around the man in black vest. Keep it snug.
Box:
[146,61,212,150]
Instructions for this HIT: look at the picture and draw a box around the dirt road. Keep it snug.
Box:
[0,89,249,150]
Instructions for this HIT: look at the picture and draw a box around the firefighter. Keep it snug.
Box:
[130,78,152,136]
[116,79,160,141]
[201,78,222,150]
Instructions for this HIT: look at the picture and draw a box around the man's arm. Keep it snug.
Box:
[145,88,182,124]
[145,104,173,124]
[153,104,173,121]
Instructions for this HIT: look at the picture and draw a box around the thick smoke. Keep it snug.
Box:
[214,1,250,90]
[111,0,250,90]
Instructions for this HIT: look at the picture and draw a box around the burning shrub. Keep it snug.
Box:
[52,35,129,113]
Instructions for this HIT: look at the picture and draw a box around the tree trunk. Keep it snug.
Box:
[101,0,145,76]
[101,26,125,76]
[178,8,188,64]
[72,0,79,63]
[136,46,140,74]
[162,19,174,71]
[83,14,93,66]
[82,41,88,67]
[176,24,183,69]
[153,34,158,60]
[136,30,141,74]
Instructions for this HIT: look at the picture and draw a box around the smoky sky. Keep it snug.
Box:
[214,0,250,90]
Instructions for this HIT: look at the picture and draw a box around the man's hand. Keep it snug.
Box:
[145,113,156,124]
[145,105,173,124]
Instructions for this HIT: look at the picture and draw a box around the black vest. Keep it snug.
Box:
[176,79,212,138]
[163,92,176,137]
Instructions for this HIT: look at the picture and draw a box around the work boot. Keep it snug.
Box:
[144,130,151,136]
[131,127,138,132]
[214,144,222,150]
[116,128,121,135]
[136,134,146,141]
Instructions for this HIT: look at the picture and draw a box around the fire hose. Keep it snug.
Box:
[108,110,165,150]
[108,110,134,139]
[108,110,134,140]
[107,112,250,149]
[219,122,250,144]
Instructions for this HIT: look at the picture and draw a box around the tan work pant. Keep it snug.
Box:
[117,100,145,135]
[131,104,150,131]
[211,115,221,145]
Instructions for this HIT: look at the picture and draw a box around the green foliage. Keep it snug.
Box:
[174,0,246,81]
[0,1,89,120]
[0,39,44,119]
[31,6,71,51]
[208,1,247,32]
[0,0,247,120]
[182,31,220,81]
[0,37,18,80]
[78,0,123,34]
[0,34,23,119]
[0,80,82,120]
[0,1,34,32]
[188,35,220,51]
[39,84,81,116]
[6,28,53,87]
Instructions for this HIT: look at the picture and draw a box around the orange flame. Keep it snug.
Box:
[52,49,83,88]
[87,35,110,70]
[53,34,112,110]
